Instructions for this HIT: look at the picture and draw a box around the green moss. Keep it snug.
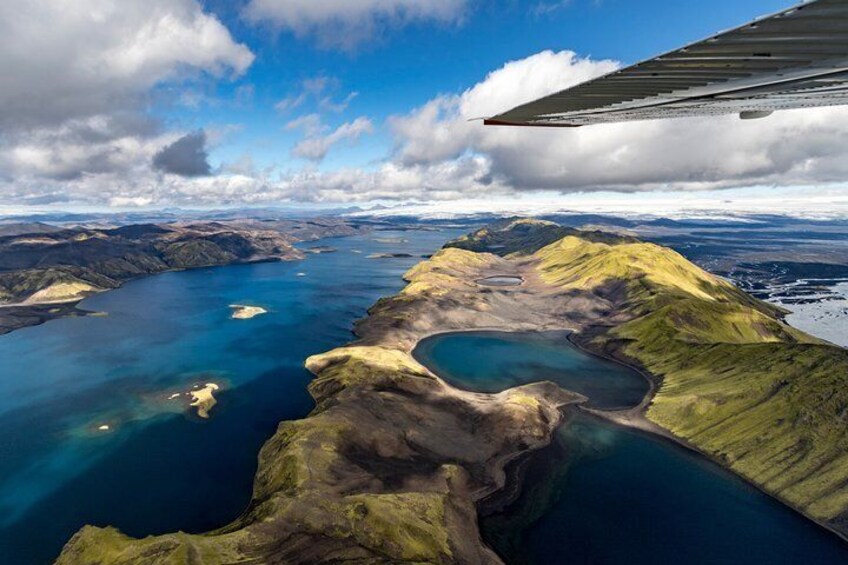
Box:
[343,493,452,561]
[534,236,739,303]
[635,339,848,519]
[613,298,815,346]
[306,346,430,393]
[400,247,496,296]
[55,526,249,565]
[157,240,236,268]
[253,417,350,500]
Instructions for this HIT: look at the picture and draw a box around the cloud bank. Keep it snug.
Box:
[389,50,848,195]
[0,0,252,189]
[3,42,848,209]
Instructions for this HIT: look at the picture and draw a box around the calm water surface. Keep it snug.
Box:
[0,229,463,564]
[476,276,524,287]
[414,331,648,409]
[414,331,848,565]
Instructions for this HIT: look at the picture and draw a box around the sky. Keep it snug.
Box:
[2,0,848,215]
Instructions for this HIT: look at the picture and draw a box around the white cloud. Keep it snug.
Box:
[275,75,357,115]
[275,94,308,114]
[0,114,167,181]
[286,114,326,136]
[288,116,374,161]
[6,46,848,210]
[0,0,252,131]
[109,196,155,208]
[0,0,253,184]
[390,50,848,194]
[243,0,467,50]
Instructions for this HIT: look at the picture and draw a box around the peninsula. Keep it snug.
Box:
[57,219,848,563]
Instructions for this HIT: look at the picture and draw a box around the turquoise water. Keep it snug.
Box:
[414,331,649,409]
[0,228,463,565]
[414,331,848,564]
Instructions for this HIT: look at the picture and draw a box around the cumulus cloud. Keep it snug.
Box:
[0,0,253,131]
[0,114,160,182]
[6,46,848,209]
[152,131,212,177]
[288,116,374,161]
[243,0,467,49]
[389,50,848,194]
[0,0,252,186]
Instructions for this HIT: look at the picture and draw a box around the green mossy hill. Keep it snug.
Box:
[352,247,510,347]
[447,217,634,256]
[534,235,769,310]
[156,239,239,268]
[401,248,498,296]
[526,229,848,530]
[56,527,250,565]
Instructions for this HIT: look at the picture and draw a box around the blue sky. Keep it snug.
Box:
[2,0,846,214]
[185,0,793,172]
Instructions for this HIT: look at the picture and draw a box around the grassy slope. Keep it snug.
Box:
[532,234,848,527]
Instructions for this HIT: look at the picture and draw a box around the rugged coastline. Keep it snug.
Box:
[57,218,848,563]
[0,219,366,335]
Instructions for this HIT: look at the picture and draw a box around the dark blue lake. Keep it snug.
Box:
[0,228,464,565]
[414,331,848,565]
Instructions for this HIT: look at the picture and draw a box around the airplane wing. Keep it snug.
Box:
[485,0,848,127]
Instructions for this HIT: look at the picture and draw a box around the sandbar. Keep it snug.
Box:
[190,383,220,419]
[230,304,267,319]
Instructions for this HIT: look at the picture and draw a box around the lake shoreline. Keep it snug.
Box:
[57,240,601,563]
[564,329,848,547]
[413,326,848,549]
[6,227,447,565]
[55,222,848,563]
[0,219,369,337]
[0,256,291,337]
[414,327,848,556]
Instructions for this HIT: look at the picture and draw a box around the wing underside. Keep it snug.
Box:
[486,0,848,127]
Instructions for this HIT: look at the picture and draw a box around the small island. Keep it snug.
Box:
[189,383,220,419]
[304,246,337,254]
[229,305,267,319]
